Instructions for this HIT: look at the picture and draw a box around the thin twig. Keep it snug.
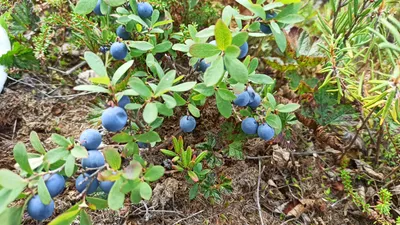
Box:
[246,155,271,159]
[257,160,265,225]
[340,109,374,160]
[48,61,87,75]
[172,210,204,225]
[375,123,384,166]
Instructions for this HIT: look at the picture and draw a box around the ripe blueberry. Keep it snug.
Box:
[27,195,55,221]
[196,59,210,73]
[80,129,102,150]
[233,91,250,106]
[99,46,109,53]
[118,95,130,109]
[138,142,149,148]
[238,42,248,59]
[82,150,105,174]
[44,173,65,198]
[116,25,131,40]
[93,0,103,16]
[257,123,275,141]
[260,12,277,34]
[110,42,128,60]
[75,173,99,195]
[241,117,259,135]
[99,181,114,194]
[137,2,153,19]
[246,86,256,102]
[179,115,196,133]
[101,106,127,132]
[248,93,261,109]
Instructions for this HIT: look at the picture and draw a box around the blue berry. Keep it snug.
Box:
[241,118,259,135]
[179,116,196,133]
[257,123,275,141]
[233,92,250,106]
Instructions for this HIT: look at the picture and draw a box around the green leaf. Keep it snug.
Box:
[173,93,187,106]
[270,21,287,52]
[129,41,154,51]
[217,88,236,101]
[224,56,248,83]
[123,160,142,180]
[13,142,32,174]
[104,148,121,170]
[80,210,92,225]
[188,104,200,118]
[125,103,142,110]
[155,70,176,96]
[71,145,88,159]
[189,43,221,58]
[112,133,133,143]
[228,141,243,160]
[263,2,284,11]
[30,131,46,154]
[216,92,232,118]
[276,103,300,113]
[204,56,224,87]
[86,197,108,210]
[169,82,197,92]
[249,74,274,84]
[112,60,134,85]
[64,154,75,177]
[129,77,152,98]
[105,0,126,6]
[0,187,25,214]
[275,14,304,24]
[84,52,107,77]
[74,0,97,15]
[160,149,177,157]
[266,114,282,133]
[187,171,199,182]
[48,208,80,225]
[44,147,69,164]
[194,151,208,164]
[0,207,24,225]
[0,169,27,189]
[189,183,199,200]
[232,32,248,47]
[108,179,125,210]
[267,93,277,108]
[73,85,110,93]
[153,19,174,28]
[139,182,152,200]
[134,131,161,143]
[224,45,240,58]
[144,166,165,182]
[214,19,232,50]
[162,94,177,109]
[235,0,266,19]
[143,103,158,124]
[51,134,71,147]
[128,15,148,28]
[152,41,172,53]
[38,177,52,205]
[88,76,110,85]
[194,83,215,96]
[248,58,259,74]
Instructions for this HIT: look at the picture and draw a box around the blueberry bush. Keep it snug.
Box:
[1,0,400,224]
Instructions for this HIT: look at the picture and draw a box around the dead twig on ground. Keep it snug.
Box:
[48,61,86,75]
[172,210,204,225]
[257,160,265,225]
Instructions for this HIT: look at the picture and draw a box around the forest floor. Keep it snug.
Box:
[0,67,376,225]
